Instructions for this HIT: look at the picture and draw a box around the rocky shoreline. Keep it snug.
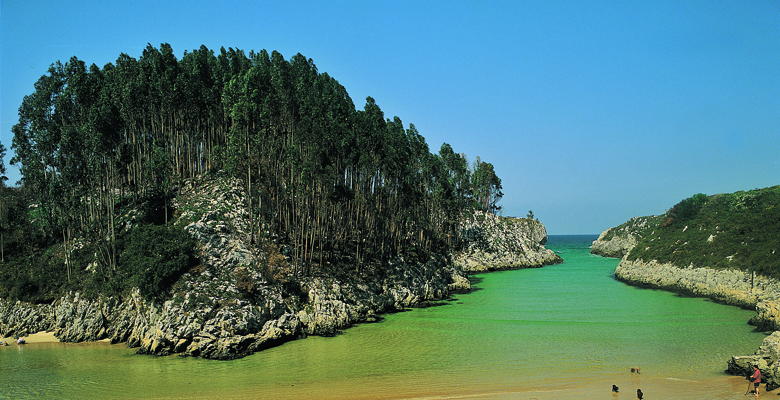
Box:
[0,177,557,360]
[615,258,780,389]
[0,263,469,359]
[614,259,770,310]
[594,223,780,390]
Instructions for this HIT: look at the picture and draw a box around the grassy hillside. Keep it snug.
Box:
[627,186,780,278]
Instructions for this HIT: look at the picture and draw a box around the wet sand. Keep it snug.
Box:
[395,375,771,400]
[298,374,773,400]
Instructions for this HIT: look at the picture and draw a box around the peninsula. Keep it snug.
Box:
[0,44,559,359]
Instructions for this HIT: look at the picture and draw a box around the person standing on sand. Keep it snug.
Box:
[636,388,643,399]
[751,366,762,397]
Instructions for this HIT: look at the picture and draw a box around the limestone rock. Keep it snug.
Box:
[453,211,561,273]
[591,215,660,258]
[0,176,556,360]
[728,332,780,390]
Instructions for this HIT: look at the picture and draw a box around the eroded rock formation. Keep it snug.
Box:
[0,177,554,359]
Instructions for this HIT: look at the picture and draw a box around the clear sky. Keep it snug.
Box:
[2,0,778,234]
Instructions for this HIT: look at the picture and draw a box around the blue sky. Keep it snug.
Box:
[2,0,779,234]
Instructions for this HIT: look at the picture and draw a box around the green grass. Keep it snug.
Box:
[627,186,780,278]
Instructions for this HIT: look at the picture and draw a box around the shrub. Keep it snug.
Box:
[118,224,196,300]
[263,242,293,283]
[628,186,780,278]
[662,193,708,227]
[234,267,258,297]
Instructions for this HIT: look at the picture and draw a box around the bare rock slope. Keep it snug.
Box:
[454,212,561,273]
[590,215,660,258]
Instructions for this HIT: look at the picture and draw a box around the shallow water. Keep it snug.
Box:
[0,235,765,399]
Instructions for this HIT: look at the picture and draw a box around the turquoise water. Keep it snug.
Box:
[0,235,765,399]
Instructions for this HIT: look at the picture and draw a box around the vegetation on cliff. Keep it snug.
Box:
[599,215,661,243]
[624,186,780,278]
[0,44,504,303]
[590,215,662,258]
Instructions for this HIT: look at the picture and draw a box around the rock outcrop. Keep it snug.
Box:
[614,259,774,310]
[0,177,555,360]
[453,211,561,273]
[590,215,660,258]
[0,176,470,359]
[728,332,780,390]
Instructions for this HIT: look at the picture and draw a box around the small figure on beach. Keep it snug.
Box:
[611,384,619,392]
[1,341,7,346]
[630,367,641,374]
[16,337,26,345]
[636,388,643,399]
[751,366,762,398]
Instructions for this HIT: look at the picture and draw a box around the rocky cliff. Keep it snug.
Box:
[453,211,561,273]
[0,177,470,359]
[0,177,555,360]
[590,215,660,257]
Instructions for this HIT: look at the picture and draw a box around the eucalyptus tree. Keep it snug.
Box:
[471,158,503,214]
[0,141,6,184]
[0,141,6,261]
[8,43,506,289]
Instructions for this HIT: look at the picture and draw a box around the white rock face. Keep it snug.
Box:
[615,259,773,309]
[590,215,660,258]
[453,211,561,273]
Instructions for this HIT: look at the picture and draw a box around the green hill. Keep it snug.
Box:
[626,186,780,278]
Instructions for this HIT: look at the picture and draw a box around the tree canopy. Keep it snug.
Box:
[5,43,505,301]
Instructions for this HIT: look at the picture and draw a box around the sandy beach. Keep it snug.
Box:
[0,331,59,344]
[0,331,112,345]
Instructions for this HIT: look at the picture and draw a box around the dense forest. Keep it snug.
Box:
[0,44,503,303]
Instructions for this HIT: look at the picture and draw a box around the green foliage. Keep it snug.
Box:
[117,224,196,300]
[10,44,503,270]
[472,158,503,214]
[0,141,6,184]
[628,186,780,278]
[5,43,505,303]
[601,215,662,242]
[661,193,708,227]
[0,183,195,302]
[0,246,69,304]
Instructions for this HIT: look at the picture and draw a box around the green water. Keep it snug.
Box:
[0,235,765,399]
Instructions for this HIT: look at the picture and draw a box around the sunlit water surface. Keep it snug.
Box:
[0,235,765,399]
